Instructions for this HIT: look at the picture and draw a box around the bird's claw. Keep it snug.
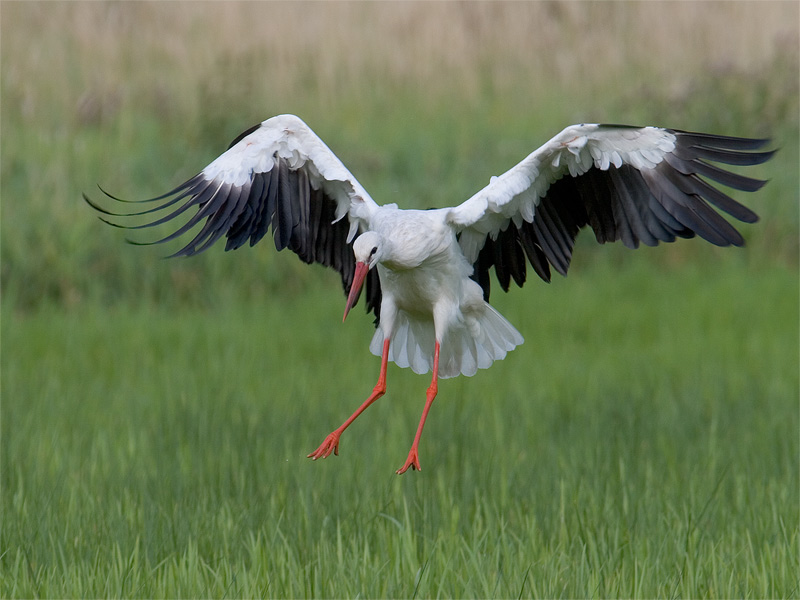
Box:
[396,448,422,474]
[307,432,341,460]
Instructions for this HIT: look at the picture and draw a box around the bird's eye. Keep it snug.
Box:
[370,247,378,256]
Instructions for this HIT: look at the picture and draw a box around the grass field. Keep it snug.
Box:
[2,2,799,598]
[4,261,798,597]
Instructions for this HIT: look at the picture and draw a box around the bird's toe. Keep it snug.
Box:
[396,449,422,474]
[307,432,341,460]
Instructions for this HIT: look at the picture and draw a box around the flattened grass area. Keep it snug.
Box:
[2,2,799,598]
[3,259,798,597]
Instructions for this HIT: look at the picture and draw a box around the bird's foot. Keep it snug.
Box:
[307,431,341,460]
[396,447,422,474]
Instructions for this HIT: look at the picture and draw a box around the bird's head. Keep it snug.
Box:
[343,231,382,322]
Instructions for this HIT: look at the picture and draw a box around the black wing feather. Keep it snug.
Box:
[470,130,771,300]
[85,153,382,323]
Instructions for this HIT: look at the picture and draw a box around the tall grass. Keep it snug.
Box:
[1,1,798,309]
[3,261,798,597]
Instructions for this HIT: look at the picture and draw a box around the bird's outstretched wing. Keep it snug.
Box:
[446,124,774,299]
[85,114,382,319]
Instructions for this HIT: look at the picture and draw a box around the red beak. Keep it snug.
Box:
[343,261,369,322]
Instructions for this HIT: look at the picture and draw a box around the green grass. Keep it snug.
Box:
[3,260,797,598]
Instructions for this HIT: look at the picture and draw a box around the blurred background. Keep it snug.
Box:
[1,1,797,310]
[3,3,799,596]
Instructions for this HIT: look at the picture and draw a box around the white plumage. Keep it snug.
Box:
[357,210,524,379]
[86,114,773,473]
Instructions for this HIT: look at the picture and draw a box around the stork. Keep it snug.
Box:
[85,114,773,473]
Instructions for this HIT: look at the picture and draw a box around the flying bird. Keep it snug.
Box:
[85,114,773,473]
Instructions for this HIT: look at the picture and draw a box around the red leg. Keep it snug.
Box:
[397,341,440,474]
[308,339,390,461]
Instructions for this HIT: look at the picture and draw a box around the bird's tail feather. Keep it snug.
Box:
[369,304,523,378]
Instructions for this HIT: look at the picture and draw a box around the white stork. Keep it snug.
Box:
[86,114,773,474]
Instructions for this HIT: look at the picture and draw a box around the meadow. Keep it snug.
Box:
[2,2,798,597]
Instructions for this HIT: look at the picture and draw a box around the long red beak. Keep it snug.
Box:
[343,261,369,322]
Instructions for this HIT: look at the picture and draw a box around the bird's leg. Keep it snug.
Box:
[307,339,391,461]
[396,341,440,474]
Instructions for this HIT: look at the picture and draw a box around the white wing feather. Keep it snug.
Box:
[446,124,677,262]
[203,114,378,240]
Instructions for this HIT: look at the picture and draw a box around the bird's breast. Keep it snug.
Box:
[370,208,471,315]
[374,209,453,270]
[378,264,445,316]
[377,243,471,318]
